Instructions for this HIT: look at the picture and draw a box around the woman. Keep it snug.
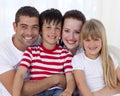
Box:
[61,10,120,96]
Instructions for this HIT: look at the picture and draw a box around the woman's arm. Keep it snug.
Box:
[73,70,94,96]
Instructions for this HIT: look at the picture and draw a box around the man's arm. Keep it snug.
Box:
[0,70,15,94]
[22,74,66,96]
[0,70,66,96]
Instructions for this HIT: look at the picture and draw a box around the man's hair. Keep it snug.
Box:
[15,6,39,24]
[39,8,62,31]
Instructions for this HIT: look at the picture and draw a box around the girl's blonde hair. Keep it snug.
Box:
[80,19,117,88]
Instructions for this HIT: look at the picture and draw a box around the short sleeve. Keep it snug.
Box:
[0,52,14,74]
[71,54,84,70]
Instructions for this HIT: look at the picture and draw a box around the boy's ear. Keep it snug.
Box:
[39,31,42,35]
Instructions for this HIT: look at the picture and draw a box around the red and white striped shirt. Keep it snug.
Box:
[19,44,73,80]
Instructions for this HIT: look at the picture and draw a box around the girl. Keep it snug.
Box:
[72,19,120,96]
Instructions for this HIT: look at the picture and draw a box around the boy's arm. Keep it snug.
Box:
[60,72,76,96]
[12,66,27,96]
[73,70,94,96]
[22,74,66,96]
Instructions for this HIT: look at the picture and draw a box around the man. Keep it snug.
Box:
[0,6,65,96]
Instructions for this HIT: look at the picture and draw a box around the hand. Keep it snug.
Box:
[60,90,72,96]
[52,74,66,89]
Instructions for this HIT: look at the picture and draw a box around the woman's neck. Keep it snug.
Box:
[70,47,77,56]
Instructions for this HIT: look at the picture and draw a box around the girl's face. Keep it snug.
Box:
[83,35,102,59]
[62,18,83,52]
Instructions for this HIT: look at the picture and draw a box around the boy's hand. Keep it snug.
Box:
[60,90,72,96]
[52,74,66,89]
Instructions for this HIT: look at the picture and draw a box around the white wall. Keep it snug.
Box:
[0,0,120,48]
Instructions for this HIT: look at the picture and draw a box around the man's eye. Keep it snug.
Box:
[33,26,39,30]
[21,25,27,29]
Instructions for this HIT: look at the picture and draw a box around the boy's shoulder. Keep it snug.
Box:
[57,44,73,55]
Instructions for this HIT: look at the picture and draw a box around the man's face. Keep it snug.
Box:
[13,16,39,51]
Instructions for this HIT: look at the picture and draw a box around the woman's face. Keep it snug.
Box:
[62,18,83,52]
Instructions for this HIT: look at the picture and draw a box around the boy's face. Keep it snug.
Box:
[42,21,61,49]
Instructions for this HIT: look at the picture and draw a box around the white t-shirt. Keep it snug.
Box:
[72,52,119,92]
[0,35,42,96]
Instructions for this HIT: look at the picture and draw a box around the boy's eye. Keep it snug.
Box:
[56,27,61,30]
[46,26,51,29]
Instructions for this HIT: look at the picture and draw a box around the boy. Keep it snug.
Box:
[12,8,75,96]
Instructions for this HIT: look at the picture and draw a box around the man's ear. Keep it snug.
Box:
[13,22,17,33]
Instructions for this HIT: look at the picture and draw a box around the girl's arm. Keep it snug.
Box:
[12,66,27,96]
[73,70,94,96]
[60,72,76,96]
[92,67,120,96]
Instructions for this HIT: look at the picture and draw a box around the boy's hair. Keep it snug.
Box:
[15,6,39,25]
[63,10,86,25]
[39,8,62,31]
[80,19,117,88]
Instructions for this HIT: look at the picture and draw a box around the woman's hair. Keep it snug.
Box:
[63,10,86,24]
[80,19,117,88]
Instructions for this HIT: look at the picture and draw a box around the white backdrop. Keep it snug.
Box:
[0,0,120,48]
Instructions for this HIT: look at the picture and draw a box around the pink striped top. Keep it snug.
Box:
[19,44,73,80]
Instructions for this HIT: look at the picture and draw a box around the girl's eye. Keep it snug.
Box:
[93,38,100,41]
